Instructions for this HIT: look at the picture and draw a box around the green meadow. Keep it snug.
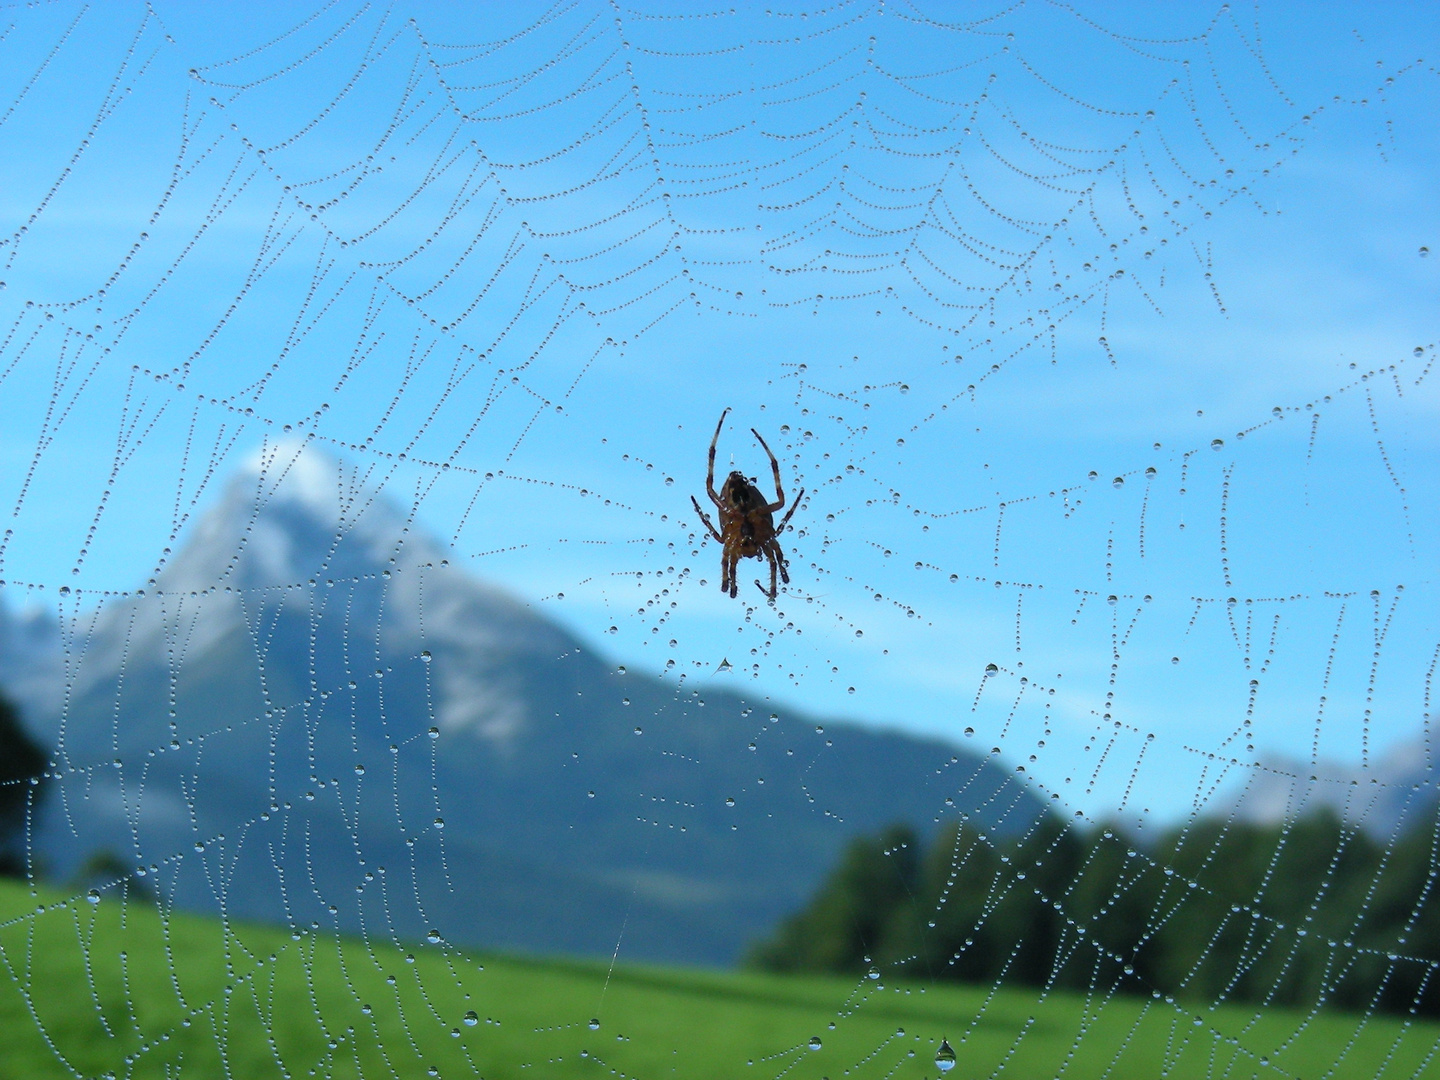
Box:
[1,878,1436,1080]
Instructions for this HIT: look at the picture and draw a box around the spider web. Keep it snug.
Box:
[0,2,1436,1078]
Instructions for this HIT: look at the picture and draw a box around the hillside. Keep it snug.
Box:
[0,877,1431,1080]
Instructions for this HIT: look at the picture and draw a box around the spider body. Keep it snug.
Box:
[691,408,804,600]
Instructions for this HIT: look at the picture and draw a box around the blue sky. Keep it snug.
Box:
[0,0,1435,829]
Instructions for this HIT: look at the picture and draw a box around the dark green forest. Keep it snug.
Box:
[0,690,47,878]
[749,811,1440,1018]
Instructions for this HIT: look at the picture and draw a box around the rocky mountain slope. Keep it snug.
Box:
[0,440,1045,964]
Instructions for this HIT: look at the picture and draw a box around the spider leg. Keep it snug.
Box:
[751,427,786,512]
[754,545,780,600]
[725,548,739,598]
[773,487,805,536]
[691,496,723,543]
[707,408,729,508]
[770,538,790,584]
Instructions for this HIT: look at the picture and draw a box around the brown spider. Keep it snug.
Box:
[691,408,804,600]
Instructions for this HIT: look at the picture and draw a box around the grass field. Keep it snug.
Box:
[1,878,1436,1079]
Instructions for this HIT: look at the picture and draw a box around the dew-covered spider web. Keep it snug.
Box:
[0,2,1437,1078]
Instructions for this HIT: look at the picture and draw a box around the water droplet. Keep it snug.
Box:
[589,1018,601,1031]
[1112,476,1124,488]
[428,727,440,739]
[86,890,100,905]
[984,663,998,675]
[427,929,442,944]
[433,817,445,830]
[1415,347,1425,357]
[463,1010,479,1026]
[808,1036,823,1051]
[1420,246,1430,258]
[420,650,432,663]
[1211,438,1224,451]
[964,726,974,737]
[867,967,881,980]
[936,1039,957,1072]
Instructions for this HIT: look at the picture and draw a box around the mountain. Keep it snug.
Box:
[1220,741,1438,839]
[0,439,1046,965]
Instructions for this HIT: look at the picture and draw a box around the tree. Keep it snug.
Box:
[0,690,47,878]
[746,824,921,973]
[749,809,1440,1018]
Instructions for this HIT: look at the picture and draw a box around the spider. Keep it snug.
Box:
[691,408,804,600]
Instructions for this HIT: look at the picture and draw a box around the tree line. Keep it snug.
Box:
[748,809,1440,1018]
[0,689,46,878]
